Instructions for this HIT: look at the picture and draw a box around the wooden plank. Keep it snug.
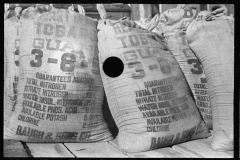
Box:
[26,143,75,157]
[185,4,200,10]
[64,142,128,158]
[154,147,192,158]
[109,138,189,158]
[130,4,141,21]
[9,4,131,12]
[4,139,29,157]
[172,138,234,158]
[162,4,178,12]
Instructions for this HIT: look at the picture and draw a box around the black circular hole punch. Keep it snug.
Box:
[103,57,124,78]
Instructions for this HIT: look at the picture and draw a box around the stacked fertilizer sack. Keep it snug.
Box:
[133,4,152,30]
[4,7,22,129]
[133,4,160,32]
[186,5,234,151]
[4,4,51,137]
[151,5,213,130]
[97,4,210,152]
[4,4,113,142]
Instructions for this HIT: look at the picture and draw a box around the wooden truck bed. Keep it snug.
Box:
[4,135,234,158]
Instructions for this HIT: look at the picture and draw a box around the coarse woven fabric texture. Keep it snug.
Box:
[152,7,212,130]
[4,5,49,139]
[186,14,234,151]
[5,7,113,142]
[98,18,210,153]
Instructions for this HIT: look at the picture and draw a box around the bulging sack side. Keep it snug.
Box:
[4,16,21,133]
[4,5,49,138]
[5,8,113,142]
[98,19,210,153]
[186,12,234,151]
[152,7,212,130]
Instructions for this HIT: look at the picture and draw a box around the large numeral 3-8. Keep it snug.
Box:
[15,49,19,66]
[60,53,76,72]
[128,61,146,79]
[187,59,203,74]
[157,58,171,74]
[30,49,43,67]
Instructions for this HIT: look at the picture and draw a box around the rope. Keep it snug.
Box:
[97,4,107,20]
[78,5,85,15]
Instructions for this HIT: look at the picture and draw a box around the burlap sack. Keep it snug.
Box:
[152,7,213,130]
[4,3,9,20]
[186,9,234,151]
[133,4,152,29]
[5,7,113,142]
[4,10,15,20]
[4,13,22,129]
[4,6,46,138]
[145,13,160,31]
[133,5,161,31]
[98,18,210,152]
